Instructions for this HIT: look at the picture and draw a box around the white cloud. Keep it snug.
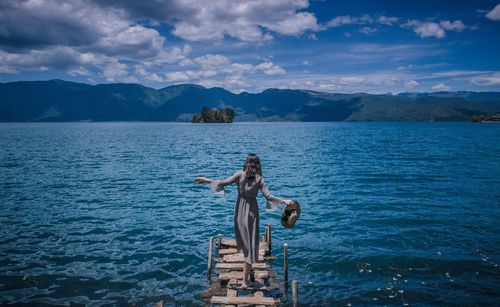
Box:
[0,0,199,84]
[308,33,318,40]
[359,27,378,35]
[168,0,319,42]
[135,65,165,83]
[256,62,286,75]
[405,80,419,89]
[68,67,92,77]
[264,12,318,35]
[486,4,500,21]
[194,54,230,69]
[440,20,466,31]
[165,71,190,82]
[431,83,451,91]
[326,14,399,28]
[327,15,356,27]
[102,61,136,82]
[468,72,500,86]
[404,19,466,39]
[406,21,445,38]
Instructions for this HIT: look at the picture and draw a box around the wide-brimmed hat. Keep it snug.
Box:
[281,200,301,228]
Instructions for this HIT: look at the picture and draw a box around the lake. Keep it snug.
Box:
[0,122,499,306]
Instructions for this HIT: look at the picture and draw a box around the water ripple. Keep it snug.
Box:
[0,122,499,306]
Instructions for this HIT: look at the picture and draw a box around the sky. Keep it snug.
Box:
[0,0,499,93]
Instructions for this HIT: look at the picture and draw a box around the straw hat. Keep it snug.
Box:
[281,200,301,228]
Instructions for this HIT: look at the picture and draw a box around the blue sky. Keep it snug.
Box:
[0,0,499,93]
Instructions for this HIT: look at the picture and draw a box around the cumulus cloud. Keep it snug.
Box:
[122,0,319,42]
[256,62,286,75]
[485,4,500,20]
[404,19,466,38]
[94,0,320,40]
[0,0,195,83]
[162,53,285,91]
[358,27,378,35]
[102,62,134,82]
[326,14,399,28]
[325,14,469,39]
[468,72,500,86]
[405,80,420,89]
[431,83,451,91]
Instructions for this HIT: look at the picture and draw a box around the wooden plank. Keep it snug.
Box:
[255,291,267,307]
[292,280,298,307]
[221,239,269,251]
[217,233,222,255]
[222,253,265,262]
[219,270,269,281]
[219,248,239,255]
[215,262,269,270]
[210,296,278,305]
[207,236,213,275]
[224,279,238,307]
[284,243,288,283]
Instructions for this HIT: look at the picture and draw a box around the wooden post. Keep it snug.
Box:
[266,224,272,251]
[207,236,213,276]
[284,243,288,283]
[292,280,298,307]
[217,233,222,255]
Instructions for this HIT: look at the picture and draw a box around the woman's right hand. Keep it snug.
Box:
[283,199,294,205]
[194,177,211,184]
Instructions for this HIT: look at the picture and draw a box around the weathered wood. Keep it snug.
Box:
[207,236,213,275]
[206,232,283,306]
[217,233,222,255]
[219,270,269,281]
[224,279,238,307]
[254,291,266,307]
[218,248,239,255]
[221,239,269,251]
[266,224,272,251]
[215,262,269,270]
[284,243,288,283]
[223,252,265,262]
[292,280,298,307]
[210,296,279,305]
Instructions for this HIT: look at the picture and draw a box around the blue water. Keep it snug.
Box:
[0,122,499,306]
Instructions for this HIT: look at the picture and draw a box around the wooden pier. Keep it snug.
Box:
[202,224,298,306]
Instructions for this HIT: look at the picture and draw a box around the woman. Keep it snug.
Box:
[194,153,292,288]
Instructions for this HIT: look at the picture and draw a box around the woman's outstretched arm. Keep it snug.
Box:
[260,177,293,210]
[194,170,241,185]
[195,171,242,194]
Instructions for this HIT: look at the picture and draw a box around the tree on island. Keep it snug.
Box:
[192,106,235,123]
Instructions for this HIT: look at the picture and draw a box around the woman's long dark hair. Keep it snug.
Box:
[243,153,262,179]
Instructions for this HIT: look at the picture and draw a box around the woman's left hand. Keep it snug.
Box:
[194,177,211,184]
[283,199,294,205]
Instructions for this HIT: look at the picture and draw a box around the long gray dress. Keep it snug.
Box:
[210,170,285,263]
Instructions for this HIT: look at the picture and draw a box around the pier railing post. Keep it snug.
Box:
[207,236,213,276]
[284,243,288,284]
[266,224,272,252]
[292,280,298,307]
[217,233,222,255]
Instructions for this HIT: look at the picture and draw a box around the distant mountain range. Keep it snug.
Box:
[1,79,499,122]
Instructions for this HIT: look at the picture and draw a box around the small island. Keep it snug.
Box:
[471,114,500,123]
[192,106,235,123]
